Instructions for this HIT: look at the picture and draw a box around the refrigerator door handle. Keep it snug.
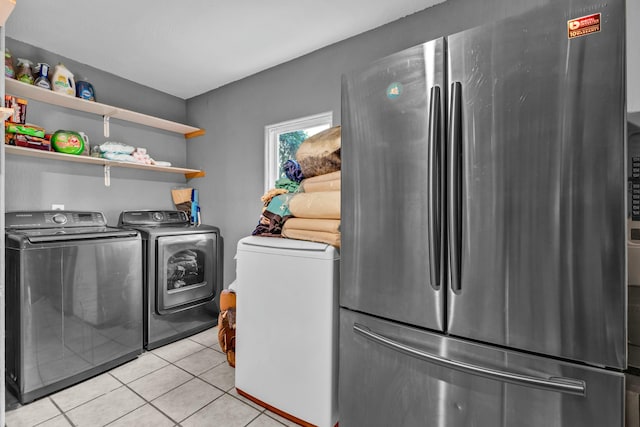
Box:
[428,85,441,290]
[353,323,587,396]
[448,81,462,293]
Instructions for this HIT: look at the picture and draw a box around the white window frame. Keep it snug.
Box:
[264,111,333,192]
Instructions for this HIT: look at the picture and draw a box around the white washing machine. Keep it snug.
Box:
[235,236,339,427]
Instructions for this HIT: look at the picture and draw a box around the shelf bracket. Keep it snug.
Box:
[104,164,111,187]
[103,114,112,138]
[185,129,206,139]
[185,171,206,179]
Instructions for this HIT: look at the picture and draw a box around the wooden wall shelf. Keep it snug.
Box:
[5,78,206,137]
[5,145,205,179]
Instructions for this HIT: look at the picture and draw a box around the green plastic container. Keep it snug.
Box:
[51,130,84,155]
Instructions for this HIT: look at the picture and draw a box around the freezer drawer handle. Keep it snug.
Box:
[353,323,586,396]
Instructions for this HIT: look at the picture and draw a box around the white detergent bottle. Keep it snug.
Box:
[51,63,75,96]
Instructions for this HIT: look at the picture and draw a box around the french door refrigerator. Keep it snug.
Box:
[339,0,626,426]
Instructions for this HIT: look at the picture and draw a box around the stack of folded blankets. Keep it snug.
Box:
[252,125,342,248]
[283,170,340,247]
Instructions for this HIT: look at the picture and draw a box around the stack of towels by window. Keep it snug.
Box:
[252,126,341,248]
[283,170,340,247]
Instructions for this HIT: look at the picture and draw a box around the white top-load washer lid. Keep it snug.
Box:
[237,236,339,260]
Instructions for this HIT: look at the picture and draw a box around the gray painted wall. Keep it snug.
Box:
[4,38,191,224]
[3,0,551,285]
[186,0,549,287]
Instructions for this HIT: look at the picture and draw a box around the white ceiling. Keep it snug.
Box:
[5,0,444,100]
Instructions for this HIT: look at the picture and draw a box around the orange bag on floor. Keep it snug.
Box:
[218,290,236,367]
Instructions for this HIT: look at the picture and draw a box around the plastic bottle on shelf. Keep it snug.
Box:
[51,63,75,96]
[4,48,15,78]
[34,63,51,90]
[75,78,96,101]
[16,58,34,84]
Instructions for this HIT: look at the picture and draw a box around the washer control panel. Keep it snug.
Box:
[5,211,106,229]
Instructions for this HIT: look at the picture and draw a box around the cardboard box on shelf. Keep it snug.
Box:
[4,95,27,124]
[5,133,51,151]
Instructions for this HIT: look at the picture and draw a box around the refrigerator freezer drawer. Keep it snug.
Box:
[339,309,624,427]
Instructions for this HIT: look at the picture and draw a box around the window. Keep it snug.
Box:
[264,111,333,191]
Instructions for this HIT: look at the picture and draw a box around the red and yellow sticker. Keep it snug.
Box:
[568,13,601,39]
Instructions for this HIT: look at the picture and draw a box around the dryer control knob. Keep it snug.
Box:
[152,212,163,222]
[52,214,67,225]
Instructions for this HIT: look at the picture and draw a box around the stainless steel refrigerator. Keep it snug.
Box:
[339,1,626,426]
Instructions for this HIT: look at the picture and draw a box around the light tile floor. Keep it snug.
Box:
[5,326,298,427]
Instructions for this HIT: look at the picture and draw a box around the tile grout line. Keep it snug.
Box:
[149,340,211,365]
[262,412,291,427]
[48,397,76,427]
[28,397,74,427]
[107,370,181,426]
[192,337,276,418]
[225,390,268,414]
[103,353,231,426]
[47,382,122,422]
[148,343,272,426]
[165,356,236,424]
[171,356,229,385]
[243,413,264,427]
[175,391,229,425]
[109,355,170,386]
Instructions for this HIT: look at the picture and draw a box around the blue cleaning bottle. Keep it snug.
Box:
[191,189,199,225]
